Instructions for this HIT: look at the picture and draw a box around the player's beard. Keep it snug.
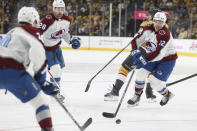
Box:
[55,12,63,19]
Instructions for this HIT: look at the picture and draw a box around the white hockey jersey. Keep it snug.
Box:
[39,13,71,51]
[0,25,46,73]
[131,24,177,62]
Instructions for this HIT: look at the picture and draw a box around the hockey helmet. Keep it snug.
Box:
[153,12,167,23]
[18,6,40,26]
[53,0,65,11]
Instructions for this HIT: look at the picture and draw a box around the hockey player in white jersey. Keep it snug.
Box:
[0,7,59,131]
[127,12,177,106]
[39,0,80,89]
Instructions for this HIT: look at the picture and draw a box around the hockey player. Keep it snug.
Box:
[39,0,80,89]
[104,8,161,101]
[140,8,170,100]
[127,12,177,106]
[0,7,59,131]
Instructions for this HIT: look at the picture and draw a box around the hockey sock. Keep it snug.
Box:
[158,88,168,95]
[113,79,124,92]
[135,81,145,95]
[114,68,128,91]
[36,104,53,129]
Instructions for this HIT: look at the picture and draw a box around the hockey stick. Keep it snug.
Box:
[166,73,197,87]
[48,70,60,87]
[48,70,65,102]
[85,42,131,92]
[102,68,135,118]
[53,95,92,131]
[48,71,92,130]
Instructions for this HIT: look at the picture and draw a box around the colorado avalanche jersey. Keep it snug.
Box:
[39,13,71,51]
[0,25,46,73]
[131,24,177,62]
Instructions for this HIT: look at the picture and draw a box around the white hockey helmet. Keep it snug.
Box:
[53,0,65,11]
[18,6,40,25]
[153,12,167,23]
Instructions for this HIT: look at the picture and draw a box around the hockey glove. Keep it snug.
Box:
[70,37,81,49]
[34,64,59,96]
[131,49,141,58]
[41,81,60,96]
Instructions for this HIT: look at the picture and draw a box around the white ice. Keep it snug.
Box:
[0,50,197,131]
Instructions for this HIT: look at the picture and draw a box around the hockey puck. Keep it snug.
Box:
[115,119,121,124]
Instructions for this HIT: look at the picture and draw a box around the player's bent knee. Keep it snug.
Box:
[29,91,49,110]
[135,68,149,82]
[29,91,52,125]
[49,64,61,78]
[149,75,166,91]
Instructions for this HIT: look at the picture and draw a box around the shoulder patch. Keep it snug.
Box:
[159,30,166,35]
[46,15,52,19]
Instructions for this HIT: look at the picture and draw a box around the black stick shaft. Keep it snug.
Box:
[103,69,135,118]
[113,69,135,116]
[85,42,131,92]
[54,96,84,131]
[49,71,92,130]
[167,73,197,87]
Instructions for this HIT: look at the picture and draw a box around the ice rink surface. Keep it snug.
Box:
[0,50,197,131]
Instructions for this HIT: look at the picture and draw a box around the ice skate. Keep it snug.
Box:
[104,85,119,101]
[160,91,174,106]
[127,93,142,107]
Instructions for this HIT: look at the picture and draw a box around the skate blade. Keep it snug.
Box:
[127,102,139,107]
[104,96,119,101]
[147,98,157,103]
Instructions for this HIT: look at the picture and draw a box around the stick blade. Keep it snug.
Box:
[82,118,93,130]
[102,112,116,118]
[85,81,91,92]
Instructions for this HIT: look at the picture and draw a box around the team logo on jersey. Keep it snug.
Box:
[51,29,66,39]
[46,15,52,19]
[159,30,166,35]
[146,41,157,52]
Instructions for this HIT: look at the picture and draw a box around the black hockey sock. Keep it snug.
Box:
[146,83,156,98]
[113,79,124,92]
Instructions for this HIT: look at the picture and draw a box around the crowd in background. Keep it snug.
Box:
[0,0,197,39]
[0,0,18,33]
